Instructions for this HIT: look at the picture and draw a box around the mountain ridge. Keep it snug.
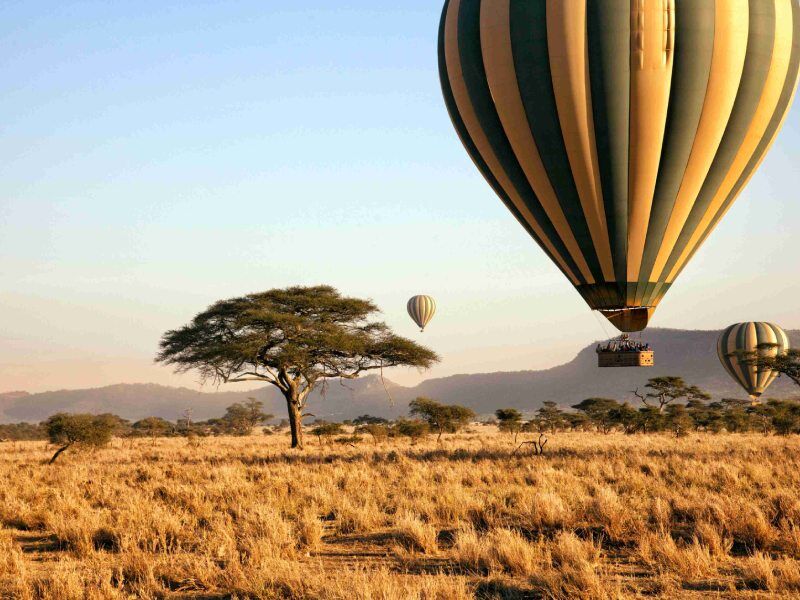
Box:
[3,328,797,423]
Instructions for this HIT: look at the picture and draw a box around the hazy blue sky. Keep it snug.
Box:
[1,1,798,393]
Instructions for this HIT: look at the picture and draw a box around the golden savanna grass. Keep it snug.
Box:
[2,427,800,599]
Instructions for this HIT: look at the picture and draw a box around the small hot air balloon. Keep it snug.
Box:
[438,0,800,332]
[407,295,437,332]
[717,322,789,402]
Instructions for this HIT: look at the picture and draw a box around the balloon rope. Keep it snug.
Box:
[592,310,614,341]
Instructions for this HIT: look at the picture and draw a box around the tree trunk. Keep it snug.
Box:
[285,394,304,450]
[49,443,71,465]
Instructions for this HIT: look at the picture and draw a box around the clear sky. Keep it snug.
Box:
[1,1,798,394]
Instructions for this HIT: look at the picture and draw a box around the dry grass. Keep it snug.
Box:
[2,428,800,598]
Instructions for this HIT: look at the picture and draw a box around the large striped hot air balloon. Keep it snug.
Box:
[717,322,789,401]
[407,295,437,332]
[439,0,800,332]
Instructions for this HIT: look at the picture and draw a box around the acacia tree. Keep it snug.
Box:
[764,399,800,435]
[132,416,172,445]
[219,399,273,436]
[356,422,389,444]
[45,413,116,464]
[536,402,566,433]
[608,402,639,434]
[156,286,439,449]
[310,422,343,446]
[746,346,800,387]
[409,398,475,442]
[665,404,694,438]
[571,398,622,434]
[631,376,710,413]
[393,419,429,441]
[495,408,523,442]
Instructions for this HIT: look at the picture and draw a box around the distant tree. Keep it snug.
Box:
[523,417,548,434]
[608,402,639,434]
[635,406,667,434]
[563,412,591,432]
[218,400,274,436]
[720,399,754,433]
[156,286,439,449]
[393,419,429,441]
[535,402,567,433]
[44,413,115,464]
[495,408,524,442]
[665,404,694,438]
[352,415,389,426]
[685,399,721,433]
[572,398,622,434]
[310,422,343,446]
[747,402,776,436]
[355,423,389,444]
[132,417,173,444]
[244,398,272,427]
[0,422,46,442]
[177,408,194,433]
[409,398,475,442]
[763,399,800,435]
[96,414,131,437]
[632,377,710,413]
[196,418,221,435]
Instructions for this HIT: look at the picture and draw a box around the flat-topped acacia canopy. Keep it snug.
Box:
[157,285,439,449]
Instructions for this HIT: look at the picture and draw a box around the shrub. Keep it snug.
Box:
[44,413,116,464]
[409,398,475,441]
[393,419,429,441]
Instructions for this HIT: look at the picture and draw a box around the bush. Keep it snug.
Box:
[44,413,116,464]
[356,423,389,444]
[310,423,344,445]
[132,417,173,442]
[393,419,429,441]
[495,408,523,441]
[335,435,362,446]
[409,398,475,441]
[0,422,46,441]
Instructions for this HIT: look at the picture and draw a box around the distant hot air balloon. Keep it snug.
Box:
[407,295,437,332]
[439,0,800,332]
[717,322,789,402]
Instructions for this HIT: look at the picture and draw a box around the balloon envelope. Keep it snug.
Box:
[438,0,800,332]
[407,296,437,331]
[717,322,789,400]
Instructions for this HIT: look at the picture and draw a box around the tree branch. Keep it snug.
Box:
[630,388,653,408]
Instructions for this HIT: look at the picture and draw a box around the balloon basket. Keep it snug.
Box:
[596,335,655,368]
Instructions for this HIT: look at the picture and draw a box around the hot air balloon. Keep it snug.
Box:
[439,0,800,332]
[717,322,789,402]
[407,295,437,332]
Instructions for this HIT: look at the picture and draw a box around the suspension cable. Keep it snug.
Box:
[592,310,614,341]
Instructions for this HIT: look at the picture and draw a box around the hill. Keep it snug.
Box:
[413,327,800,413]
[1,328,797,423]
[0,379,407,424]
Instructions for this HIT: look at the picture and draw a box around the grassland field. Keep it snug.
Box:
[2,427,800,599]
